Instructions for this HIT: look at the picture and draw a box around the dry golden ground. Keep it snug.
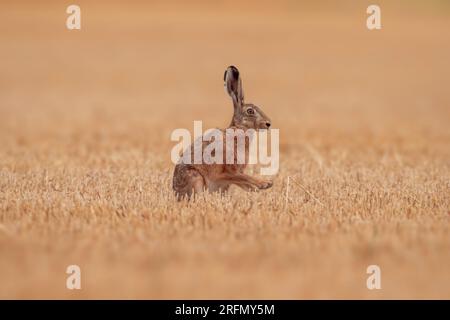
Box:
[0,1,449,298]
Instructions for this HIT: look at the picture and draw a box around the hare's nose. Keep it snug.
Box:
[265,122,271,128]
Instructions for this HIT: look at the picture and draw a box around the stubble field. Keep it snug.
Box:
[0,1,449,298]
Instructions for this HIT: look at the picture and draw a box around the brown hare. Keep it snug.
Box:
[172,66,273,200]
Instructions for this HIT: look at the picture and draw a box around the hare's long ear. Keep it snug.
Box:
[224,66,244,110]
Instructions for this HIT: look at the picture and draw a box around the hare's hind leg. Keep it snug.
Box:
[173,166,205,200]
[219,172,273,191]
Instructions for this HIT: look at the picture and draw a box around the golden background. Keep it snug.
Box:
[0,1,449,298]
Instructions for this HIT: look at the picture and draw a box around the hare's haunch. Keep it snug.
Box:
[172,66,273,200]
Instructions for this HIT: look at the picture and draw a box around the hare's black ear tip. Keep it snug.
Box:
[224,65,239,80]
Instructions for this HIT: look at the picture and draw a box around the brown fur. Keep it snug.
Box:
[172,66,273,200]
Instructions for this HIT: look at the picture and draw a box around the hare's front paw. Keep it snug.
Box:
[258,180,273,190]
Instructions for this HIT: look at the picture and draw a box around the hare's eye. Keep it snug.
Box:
[246,108,255,115]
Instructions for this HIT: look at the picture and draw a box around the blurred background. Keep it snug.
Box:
[0,1,449,299]
[1,1,449,150]
[1,0,449,147]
